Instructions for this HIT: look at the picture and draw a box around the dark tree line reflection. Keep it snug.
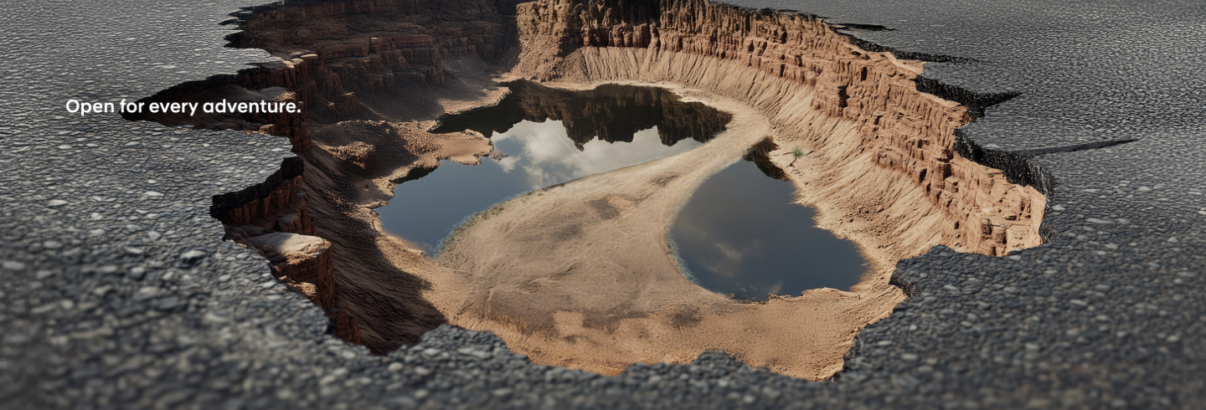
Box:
[432,80,732,149]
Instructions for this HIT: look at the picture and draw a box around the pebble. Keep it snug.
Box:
[181,250,206,260]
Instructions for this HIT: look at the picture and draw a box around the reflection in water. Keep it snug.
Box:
[379,81,732,254]
[492,121,706,190]
[670,141,868,300]
[433,80,731,148]
[381,122,701,253]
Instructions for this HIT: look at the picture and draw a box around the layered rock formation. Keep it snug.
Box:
[226,0,519,121]
[211,157,361,344]
[134,0,523,351]
[516,0,1046,257]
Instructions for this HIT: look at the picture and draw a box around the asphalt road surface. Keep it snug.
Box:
[1,0,1203,408]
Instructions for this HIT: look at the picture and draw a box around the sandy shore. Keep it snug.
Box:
[304,58,905,379]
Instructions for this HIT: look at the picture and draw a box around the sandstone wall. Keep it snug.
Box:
[516,0,1046,257]
[210,157,363,344]
[228,0,520,121]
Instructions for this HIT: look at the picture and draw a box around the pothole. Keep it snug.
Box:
[125,0,1050,381]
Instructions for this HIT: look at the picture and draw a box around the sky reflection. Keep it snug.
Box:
[379,120,701,254]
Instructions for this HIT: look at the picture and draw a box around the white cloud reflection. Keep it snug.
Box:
[491,120,702,190]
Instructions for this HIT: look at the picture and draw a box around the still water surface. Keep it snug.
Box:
[670,143,868,300]
[379,122,703,253]
[378,81,728,254]
[378,81,868,299]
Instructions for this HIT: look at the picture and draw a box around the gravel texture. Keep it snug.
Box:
[1,0,1203,408]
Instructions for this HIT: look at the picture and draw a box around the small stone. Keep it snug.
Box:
[901,353,919,361]
[155,296,184,311]
[387,362,404,372]
[47,200,68,207]
[180,250,207,267]
[456,347,492,359]
[135,286,160,300]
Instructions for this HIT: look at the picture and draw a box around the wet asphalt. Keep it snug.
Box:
[1,0,1203,408]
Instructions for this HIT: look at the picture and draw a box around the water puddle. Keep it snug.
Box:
[378,81,730,254]
[669,141,870,300]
